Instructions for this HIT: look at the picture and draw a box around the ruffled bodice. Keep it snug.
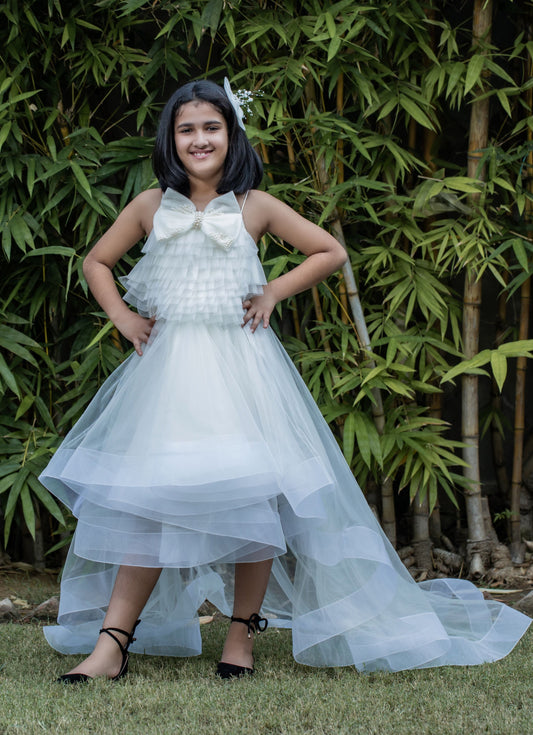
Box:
[119,189,266,325]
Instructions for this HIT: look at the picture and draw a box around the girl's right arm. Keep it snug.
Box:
[82,188,162,356]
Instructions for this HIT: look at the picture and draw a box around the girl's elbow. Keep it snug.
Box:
[334,245,349,269]
[82,252,105,279]
[82,254,92,279]
[325,235,348,270]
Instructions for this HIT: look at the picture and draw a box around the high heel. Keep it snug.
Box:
[216,613,268,679]
[57,619,141,684]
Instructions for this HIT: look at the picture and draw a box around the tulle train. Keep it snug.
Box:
[40,322,531,672]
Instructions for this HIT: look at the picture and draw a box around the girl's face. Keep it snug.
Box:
[174,101,229,186]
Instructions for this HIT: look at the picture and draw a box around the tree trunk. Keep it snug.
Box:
[462,0,493,576]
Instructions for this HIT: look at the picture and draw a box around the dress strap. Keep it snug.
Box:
[240,190,250,213]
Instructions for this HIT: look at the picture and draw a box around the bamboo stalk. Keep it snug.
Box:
[509,101,533,560]
[462,0,493,576]
[335,74,349,324]
[411,11,439,560]
[304,78,396,544]
[491,283,510,499]
[412,491,432,571]
[283,119,331,349]
[427,389,443,544]
[283,128,304,340]
[330,218,396,544]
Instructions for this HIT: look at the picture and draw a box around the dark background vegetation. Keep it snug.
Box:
[2,0,533,580]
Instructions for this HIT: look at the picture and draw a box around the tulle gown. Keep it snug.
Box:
[39,189,530,672]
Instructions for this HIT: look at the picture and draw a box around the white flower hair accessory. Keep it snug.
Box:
[223,77,254,131]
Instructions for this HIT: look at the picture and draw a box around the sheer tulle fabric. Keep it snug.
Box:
[39,190,530,672]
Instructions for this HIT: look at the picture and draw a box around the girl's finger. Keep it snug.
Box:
[251,313,262,332]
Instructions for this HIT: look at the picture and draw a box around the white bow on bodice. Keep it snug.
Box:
[153,189,243,251]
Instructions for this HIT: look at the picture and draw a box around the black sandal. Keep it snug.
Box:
[216,613,268,679]
[57,619,141,684]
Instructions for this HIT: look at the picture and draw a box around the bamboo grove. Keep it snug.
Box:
[2,0,533,578]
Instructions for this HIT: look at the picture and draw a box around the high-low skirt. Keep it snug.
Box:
[39,320,530,672]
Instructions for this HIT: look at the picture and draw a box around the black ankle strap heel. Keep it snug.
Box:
[216,613,268,679]
[230,613,268,638]
[99,618,141,681]
[57,619,141,684]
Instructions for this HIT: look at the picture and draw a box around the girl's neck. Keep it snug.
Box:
[188,178,222,210]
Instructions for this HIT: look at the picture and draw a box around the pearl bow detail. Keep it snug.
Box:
[153,189,242,251]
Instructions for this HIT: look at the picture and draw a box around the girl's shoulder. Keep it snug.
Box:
[125,188,163,236]
[133,187,163,213]
[241,189,289,240]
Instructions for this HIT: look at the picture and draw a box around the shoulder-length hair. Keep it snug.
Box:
[152,79,263,195]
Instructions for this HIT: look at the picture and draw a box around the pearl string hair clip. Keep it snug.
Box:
[223,77,254,131]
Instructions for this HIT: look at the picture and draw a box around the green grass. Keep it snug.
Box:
[0,621,531,735]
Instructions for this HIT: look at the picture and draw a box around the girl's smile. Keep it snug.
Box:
[174,101,228,183]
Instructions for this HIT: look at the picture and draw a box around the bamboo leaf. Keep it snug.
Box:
[0,473,17,495]
[496,88,512,117]
[441,349,493,383]
[352,412,371,469]
[0,352,20,397]
[399,95,435,131]
[465,54,485,95]
[82,320,116,351]
[24,246,77,258]
[201,0,223,37]
[343,412,356,466]
[511,238,529,273]
[20,485,36,540]
[445,177,483,193]
[27,475,66,526]
[14,394,35,421]
[4,468,29,520]
[0,121,12,150]
[491,352,507,393]
[327,36,342,62]
[69,160,93,198]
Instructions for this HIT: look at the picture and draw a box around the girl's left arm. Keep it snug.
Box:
[242,190,348,332]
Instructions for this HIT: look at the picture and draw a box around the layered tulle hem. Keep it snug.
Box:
[40,323,531,671]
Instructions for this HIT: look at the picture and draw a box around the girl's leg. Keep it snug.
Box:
[66,565,162,678]
[219,558,273,669]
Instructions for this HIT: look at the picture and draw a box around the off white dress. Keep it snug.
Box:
[39,189,530,671]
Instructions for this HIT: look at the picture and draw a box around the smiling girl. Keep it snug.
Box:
[39,79,530,683]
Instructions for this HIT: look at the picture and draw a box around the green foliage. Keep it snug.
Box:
[2,0,533,556]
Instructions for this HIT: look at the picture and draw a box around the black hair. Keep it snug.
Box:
[152,79,263,195]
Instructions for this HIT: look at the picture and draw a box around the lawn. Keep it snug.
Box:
[0,615,531,735]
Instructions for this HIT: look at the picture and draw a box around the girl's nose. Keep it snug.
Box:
[193,129,208,147]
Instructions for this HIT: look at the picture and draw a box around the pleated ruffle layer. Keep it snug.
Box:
[119,192,266,326]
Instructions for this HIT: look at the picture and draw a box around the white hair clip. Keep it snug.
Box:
[223,77,253,131]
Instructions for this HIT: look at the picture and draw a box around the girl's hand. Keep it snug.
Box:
[115,311,156,355]
[242,290,278,333]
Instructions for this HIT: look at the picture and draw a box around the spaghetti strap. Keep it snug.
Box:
[240,190,250,213]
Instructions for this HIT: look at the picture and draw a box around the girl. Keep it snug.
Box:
[40,79,530,682]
